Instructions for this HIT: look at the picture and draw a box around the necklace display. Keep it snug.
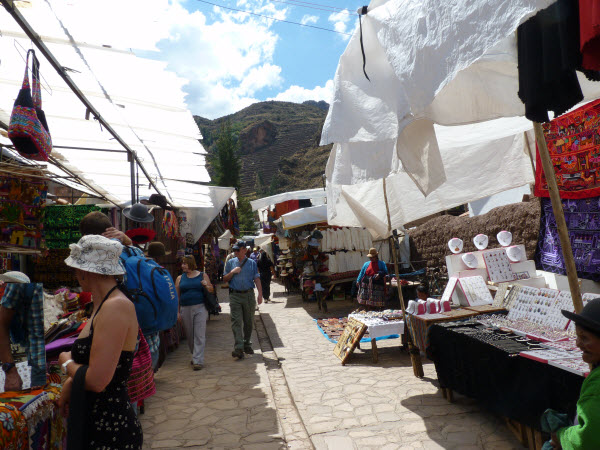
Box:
[482,249,516,282]
[458,275,493,306]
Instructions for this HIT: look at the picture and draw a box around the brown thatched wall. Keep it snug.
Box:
[408,198,541,268]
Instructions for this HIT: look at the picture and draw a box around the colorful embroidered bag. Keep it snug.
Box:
[127,331,156,403]
[8,49,52,161]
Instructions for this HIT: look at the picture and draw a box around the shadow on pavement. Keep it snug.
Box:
[139,285,284,449]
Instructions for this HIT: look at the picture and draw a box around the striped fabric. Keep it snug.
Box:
[127,332,156,403]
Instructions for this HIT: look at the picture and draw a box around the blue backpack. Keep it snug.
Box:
[120,247,178,335]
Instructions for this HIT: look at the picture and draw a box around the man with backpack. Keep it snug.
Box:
[223,241,263,359]
[79,210,177,370]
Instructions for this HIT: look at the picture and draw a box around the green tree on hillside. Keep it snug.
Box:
[210,120,241,189]
[268,173,281,195]
[254,172,267,196]
[237,196,257,233]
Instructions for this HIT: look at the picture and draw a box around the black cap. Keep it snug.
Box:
[562,298,600,335]
[232,240,245,251]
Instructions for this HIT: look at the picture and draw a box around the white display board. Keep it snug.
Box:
[458,276,493,306]
[482,249,516,282]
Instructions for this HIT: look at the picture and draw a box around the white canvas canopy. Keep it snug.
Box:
[250,188,326,211]
[322,0,600,196]
[0,2,214,208]
[179,186,236,243]
[324,0,600,236]
[280,205,327,230]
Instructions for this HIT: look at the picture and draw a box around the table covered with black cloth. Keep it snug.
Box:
[428,324,584,430]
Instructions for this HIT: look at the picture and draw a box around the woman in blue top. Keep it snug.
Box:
[175,256,214,371]
[356,248,389,311]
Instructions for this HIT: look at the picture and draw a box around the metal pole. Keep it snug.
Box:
[1,0,174,208]
[383,178,424,378]
[533,122,584,313]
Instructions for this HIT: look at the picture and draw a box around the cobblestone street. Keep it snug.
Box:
[142,282,524,449]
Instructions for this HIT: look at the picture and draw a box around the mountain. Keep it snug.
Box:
[194,101,332,197]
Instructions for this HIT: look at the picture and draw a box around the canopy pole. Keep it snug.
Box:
[383,178,424,378]
[533,122,583,313]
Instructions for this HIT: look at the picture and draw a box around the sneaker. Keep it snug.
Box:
[244,346,255,355]
[232,349,244,359]
[193,364,203,371]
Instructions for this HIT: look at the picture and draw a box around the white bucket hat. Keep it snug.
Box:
[0,271,30,283]
[65,235,125,276]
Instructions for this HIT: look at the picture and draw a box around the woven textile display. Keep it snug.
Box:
[43,205,101,249]
[0,172,47,251]
[535,99,600,199]
[536,197,600,281]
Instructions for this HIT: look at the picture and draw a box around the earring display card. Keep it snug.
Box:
[503,285,524,310]
[441,277,459,303]
[526,288,560,326]
[492,282,511,307]
[549,357,590,377]
[458,276,493,306]
[544,291,573,330]
[507,286,541,320]
[482,249,516,282]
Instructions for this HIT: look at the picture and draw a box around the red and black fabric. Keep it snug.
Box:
[8,49,52,161]
[580,0,600,70]
[534,98,600,199]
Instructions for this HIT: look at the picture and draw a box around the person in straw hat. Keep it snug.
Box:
[58,235,143,449]
[356,247,389,311]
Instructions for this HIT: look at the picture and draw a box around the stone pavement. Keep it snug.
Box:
[141,282,526,449]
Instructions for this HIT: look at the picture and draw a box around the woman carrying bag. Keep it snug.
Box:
[175,256,214,371]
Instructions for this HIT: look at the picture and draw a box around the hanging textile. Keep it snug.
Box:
[534,98,600,199]
[44,205,102,249]
[517,0,600,123]
[274,200,299,219]
[0,171,47,251]
[536,197,600,281]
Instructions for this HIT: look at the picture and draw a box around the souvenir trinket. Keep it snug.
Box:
[473,234,489,250]
[461,252,478,269]
[448,237,463,254]
[497,230,512,247]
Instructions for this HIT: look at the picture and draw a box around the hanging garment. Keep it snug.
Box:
[518,0,588,122]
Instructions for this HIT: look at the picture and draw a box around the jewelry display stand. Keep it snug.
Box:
[458,276,493,306]
[482,249,516,282]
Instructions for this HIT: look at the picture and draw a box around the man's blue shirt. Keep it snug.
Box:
[225,256,259,291]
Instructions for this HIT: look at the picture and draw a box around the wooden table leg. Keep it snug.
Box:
[371,338,378,363]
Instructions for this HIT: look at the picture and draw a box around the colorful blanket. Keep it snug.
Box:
[536,197,600,281]
[535,99,600,199]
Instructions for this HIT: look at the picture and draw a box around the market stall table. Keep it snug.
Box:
[405,309,480,354]
[428,322,584,447]
[348,313,405,362]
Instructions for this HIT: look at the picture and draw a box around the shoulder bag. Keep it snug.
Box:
[8,49,52,161]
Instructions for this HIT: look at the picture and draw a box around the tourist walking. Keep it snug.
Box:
[58,235,143,449]
[223,241,263,359]
[257,249,276,303]
[176,255,213,370]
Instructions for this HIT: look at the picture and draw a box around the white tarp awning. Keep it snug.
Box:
[250,188,326,211]
[281,205,327,230]
[327,117,536,239]
[0,2,212,208]
[178,186,236,242]
[321,0,600,196]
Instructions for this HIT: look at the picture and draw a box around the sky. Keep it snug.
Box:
[131,0,363,119]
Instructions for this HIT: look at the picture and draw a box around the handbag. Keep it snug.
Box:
[8,49,52,161]
[201,272,221,315]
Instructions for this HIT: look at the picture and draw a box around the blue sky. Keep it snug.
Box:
[134,0,363,119]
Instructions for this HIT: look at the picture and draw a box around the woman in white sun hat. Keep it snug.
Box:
[58,235,143,449]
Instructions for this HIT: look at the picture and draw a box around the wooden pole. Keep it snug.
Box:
[383,178,424,378]
[533,122,584,313]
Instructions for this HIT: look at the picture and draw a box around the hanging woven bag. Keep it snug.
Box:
[8,49,52,161]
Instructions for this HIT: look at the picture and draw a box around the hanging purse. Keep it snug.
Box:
[8,49,52,161]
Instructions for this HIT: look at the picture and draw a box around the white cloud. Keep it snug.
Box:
[269,80,334,104]
[44,0,288,118]
[328,10,352,40]
[300,15,318,25]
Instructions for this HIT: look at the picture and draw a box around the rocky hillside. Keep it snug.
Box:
[194,101,331,197]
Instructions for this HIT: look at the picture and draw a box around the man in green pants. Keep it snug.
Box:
[223,241,263,359]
